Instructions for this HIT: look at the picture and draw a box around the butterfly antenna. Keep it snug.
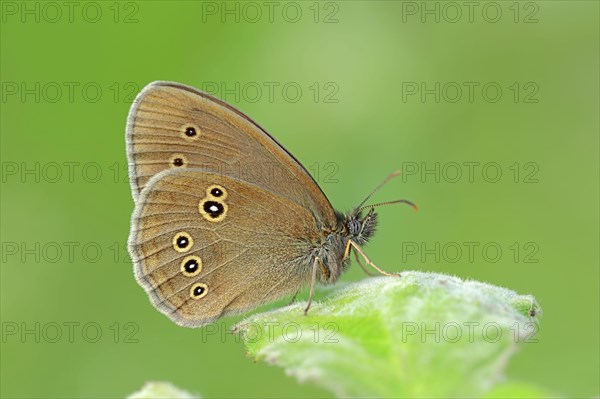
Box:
[358,199,419,213]
[357,171,402,209]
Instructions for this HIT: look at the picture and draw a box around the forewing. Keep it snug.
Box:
[126,81,336,226]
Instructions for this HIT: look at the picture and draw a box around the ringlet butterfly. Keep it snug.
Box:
[127,81,417,327]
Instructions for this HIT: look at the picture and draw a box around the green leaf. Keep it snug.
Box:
[234,271,544,398]
[127,382,199,399]
[483,381,557,398]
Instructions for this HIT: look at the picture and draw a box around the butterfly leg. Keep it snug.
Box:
[344,239,377,276]
[349,240,400,277]
[288,290,300,305]
[342,239,352,260]
[354,249,375,276]
[304,256,323,315]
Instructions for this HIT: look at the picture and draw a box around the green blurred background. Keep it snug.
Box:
[1,1,598,398]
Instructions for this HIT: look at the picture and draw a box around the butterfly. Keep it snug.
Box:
[127,81,417,327]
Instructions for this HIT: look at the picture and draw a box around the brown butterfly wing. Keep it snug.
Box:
[126,81,336,227]
[129,170,319,327]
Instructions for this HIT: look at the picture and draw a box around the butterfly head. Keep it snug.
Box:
[343,208,378,245]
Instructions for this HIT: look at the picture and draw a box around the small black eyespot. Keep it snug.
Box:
[185,127,197,137]
[190,282,208,299]
[210,188,223,197]
[173,158,184,167]
[193,285,205,297]
[173,232,193,253]
[176,236,189,249]
[529,308,536,317]
[203,201,224,218]
[184,258,199,274]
